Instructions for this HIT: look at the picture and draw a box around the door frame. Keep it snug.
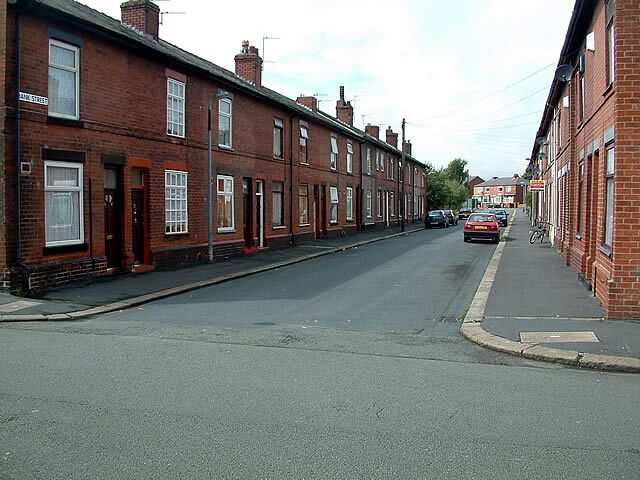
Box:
[130,169,149,266]
[243,178,253,248]
[256,179,264,248]
[104,166,123,271]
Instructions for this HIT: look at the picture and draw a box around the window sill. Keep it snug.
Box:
[167,133,186,141]
[299,223,310,227]
[43,242,89,255]
[274,156,284,161]
[300,162,309,166]
[599,244,612,258]
[330,221,338,225]
[602,82,614,97]
[575,233,582,241]
[346,219,354,222]
[217,228,236,234]
[165,231,189,236]
[47,116,84,128]
[218,145,233,151]
[272,225,287,230]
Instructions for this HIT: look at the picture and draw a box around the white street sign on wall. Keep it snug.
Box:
[19,92,48,106]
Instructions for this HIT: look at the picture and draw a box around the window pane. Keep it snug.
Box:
[47,166,79,187]
[220,99,231,114]
[49,67,76,116]
[330,136,338,154]
[50,44,75,68]
[219,116,231,145]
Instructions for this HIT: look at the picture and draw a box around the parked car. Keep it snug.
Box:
[443,210,458,226]
[488,208,508,227]
[464,213,501,243]
[458,208,473,220]
[426,210,449,228]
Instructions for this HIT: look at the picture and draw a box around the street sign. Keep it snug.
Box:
[19,91,48,106]
[529,179,545,191]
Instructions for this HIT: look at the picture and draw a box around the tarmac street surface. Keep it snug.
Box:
[1,216,639,479]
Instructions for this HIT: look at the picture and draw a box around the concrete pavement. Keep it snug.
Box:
[461,211,640,373]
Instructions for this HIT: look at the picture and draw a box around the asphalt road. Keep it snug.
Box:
[101,223,496,333]
[2,223,639,479]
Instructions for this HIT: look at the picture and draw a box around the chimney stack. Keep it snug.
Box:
[296,95,318,113]
[234,40,263,87]
[365,123,379,139]
[335,85,354,126]
[402,140,412,156]
[385,126,398,148]
[121,0,160,40]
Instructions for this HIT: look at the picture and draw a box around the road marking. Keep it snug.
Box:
[0,300,41,313]
[520,331,600,343]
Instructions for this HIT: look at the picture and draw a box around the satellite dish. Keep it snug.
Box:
[535,136,547,146]
[554,64,573,82]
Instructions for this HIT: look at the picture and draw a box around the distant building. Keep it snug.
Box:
[473,175,528,208]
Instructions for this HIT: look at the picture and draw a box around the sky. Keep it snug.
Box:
[79,0,576,180]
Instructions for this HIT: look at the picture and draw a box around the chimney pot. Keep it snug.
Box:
[121,0,160,40]
[235,39,263,87]
[336,85,353,126]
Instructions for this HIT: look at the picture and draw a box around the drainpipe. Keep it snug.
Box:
[289,114,295,245]
[15,12,23,285]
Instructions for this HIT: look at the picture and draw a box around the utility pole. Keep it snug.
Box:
[207,98,213,262]
[401,118,406,232]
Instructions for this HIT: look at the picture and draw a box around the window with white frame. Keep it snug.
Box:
[346,186,353,220]
[506,185,512,193]
[390,191,395,216]
[300,125,309,164]
[273,118,284,158]
[366,148,372,175]
[217,175,234,231]
[48,40,79,119]
[330,135,338,170]
[299,185,309,225]
[330,186,338,223]
[390,158,394,180]
[44,161,83,245]
[346,141,353,174]
[272,181,284,227]
[218,98,232,147]
[167,78,185,137]
[606,0,615,85]
[604,145,615,247]
[377,190,382,217]
[366,190,372,218]
[165,170,188,233]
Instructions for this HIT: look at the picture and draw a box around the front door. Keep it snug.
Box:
[314,185,321,239]
[243,178,253,248]
[131,169,147,265]
[255,180,264,248]
[320,184,327,237]
[384,191,390,227]
[104,168,122,271]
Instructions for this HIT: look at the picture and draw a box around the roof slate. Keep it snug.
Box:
[476,177,529,187]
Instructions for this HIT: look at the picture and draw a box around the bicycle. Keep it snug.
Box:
[529,220,551,244]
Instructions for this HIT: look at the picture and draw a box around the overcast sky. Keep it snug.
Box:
[79,0,575,180]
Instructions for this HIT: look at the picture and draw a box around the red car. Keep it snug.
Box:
[464,213,501,243]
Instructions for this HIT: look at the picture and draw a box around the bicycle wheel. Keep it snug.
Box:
[529,230,540,244]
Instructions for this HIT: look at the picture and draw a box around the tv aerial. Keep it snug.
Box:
[554,64,573,82]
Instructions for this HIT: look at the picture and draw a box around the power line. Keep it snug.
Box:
[412,61,556,122]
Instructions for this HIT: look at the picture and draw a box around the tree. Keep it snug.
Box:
[425,158,471,211]
[444,158,469,186]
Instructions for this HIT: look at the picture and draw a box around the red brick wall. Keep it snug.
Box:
[609,0,640,319]
[1,5,425,293]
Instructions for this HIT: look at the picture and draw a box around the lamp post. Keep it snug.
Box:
[207,98,213,262]
[400,118,406,233]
